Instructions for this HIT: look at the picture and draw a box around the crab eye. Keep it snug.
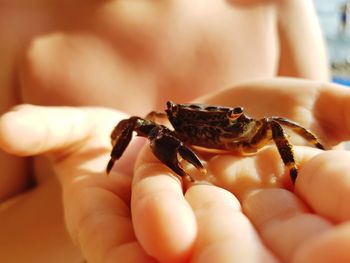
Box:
[166,101,179,117]
[166,101,177,111]
[228,107,243,119]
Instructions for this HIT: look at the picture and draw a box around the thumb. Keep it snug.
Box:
[0,104,123,158]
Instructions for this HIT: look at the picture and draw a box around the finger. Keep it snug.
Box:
[0,104,140,176]
[292,221,350,263]
[243,188,332,262]
[314,82,350,142]
[185,185,278,263]
[0,105,123,157]
[0,105,89,156]
[295,150,350,223]
[132,147,197,263]
[62,170,155,263]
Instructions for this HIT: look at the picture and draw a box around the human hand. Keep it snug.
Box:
[131,78,350,262]
[2,78,350,263]
[0,106,156,263]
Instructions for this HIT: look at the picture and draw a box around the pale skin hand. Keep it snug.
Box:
[0,0,331,261]
[2,79,350,263]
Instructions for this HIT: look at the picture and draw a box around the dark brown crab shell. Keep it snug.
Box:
[165,101,258,149]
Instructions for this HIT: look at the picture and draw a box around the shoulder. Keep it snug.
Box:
[274,0,316,13]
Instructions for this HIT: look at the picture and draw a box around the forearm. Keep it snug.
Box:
[277,0,330,81]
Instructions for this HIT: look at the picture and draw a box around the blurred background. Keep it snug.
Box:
[315,0,350,84]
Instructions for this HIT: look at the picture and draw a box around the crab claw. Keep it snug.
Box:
[149,126,206,181]
[106,117,139,174]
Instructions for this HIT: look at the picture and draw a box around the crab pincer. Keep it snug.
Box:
[148,126,206,181]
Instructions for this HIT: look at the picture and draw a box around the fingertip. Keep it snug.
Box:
[292,222,350,263]
[0,105,44,155]
[132,165,197,262]
[296,150,350,222]
[186,185,277,263]
[0,105,95,157]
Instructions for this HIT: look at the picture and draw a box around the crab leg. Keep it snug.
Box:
[107,117,139,173]
[269,120,298,184]
[272,117,325,149]
[107,116,159,174]
[225,119,298,183]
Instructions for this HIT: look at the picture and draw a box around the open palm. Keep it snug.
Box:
[1,78,350,263]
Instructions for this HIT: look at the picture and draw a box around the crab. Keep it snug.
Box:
[106,101,325,184]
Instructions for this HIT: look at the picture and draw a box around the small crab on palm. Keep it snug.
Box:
[106,101,325,184]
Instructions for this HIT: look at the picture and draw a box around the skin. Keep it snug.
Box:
[0,0,334,262]
[2,79,350,263]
